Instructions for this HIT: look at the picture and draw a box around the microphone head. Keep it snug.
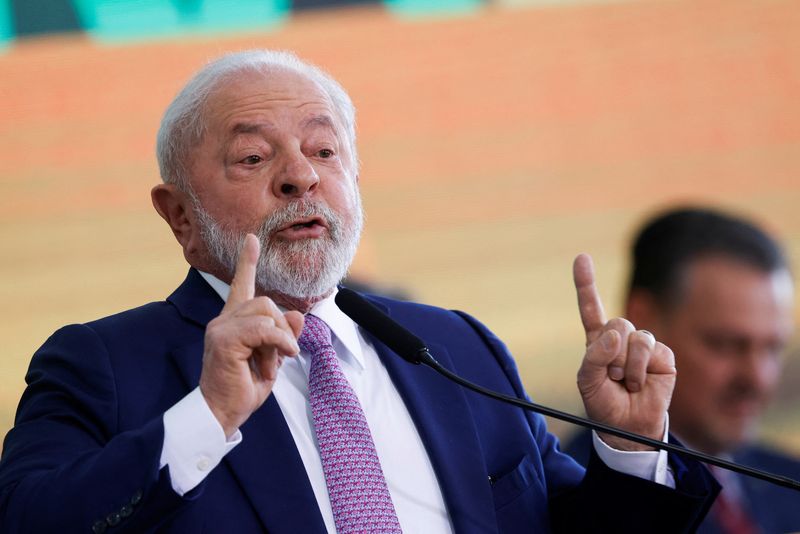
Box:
[335,288,428,364]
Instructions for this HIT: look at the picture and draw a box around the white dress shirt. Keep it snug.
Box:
[159,272,671,533]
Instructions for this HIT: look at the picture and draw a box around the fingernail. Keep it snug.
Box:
[608,366,624,381]
[640,329,656,345]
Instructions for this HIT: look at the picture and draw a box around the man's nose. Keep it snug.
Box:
[737,348,780,393]
[273,150,319,198]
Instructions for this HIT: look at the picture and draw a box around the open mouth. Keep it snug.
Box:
[276,217,328,239]
[290,218,322,230]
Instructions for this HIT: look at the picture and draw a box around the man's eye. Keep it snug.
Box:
[318,149,334,158]
[241,155,263,165]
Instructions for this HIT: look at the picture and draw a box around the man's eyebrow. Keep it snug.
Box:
[301,114,337,132]
[228,117,336,136]
[230,122,274,136]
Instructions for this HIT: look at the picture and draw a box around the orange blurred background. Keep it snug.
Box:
[1,0,799,452]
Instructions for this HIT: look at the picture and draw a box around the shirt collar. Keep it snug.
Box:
[197,270,365,370]
[199,270,231,303]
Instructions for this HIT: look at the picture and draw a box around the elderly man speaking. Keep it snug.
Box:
[0,50,716,533]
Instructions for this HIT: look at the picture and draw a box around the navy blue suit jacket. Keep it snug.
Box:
[0,269,718,533]
[563,428,800,533]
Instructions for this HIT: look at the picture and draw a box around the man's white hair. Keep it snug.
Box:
[156,49,358,190]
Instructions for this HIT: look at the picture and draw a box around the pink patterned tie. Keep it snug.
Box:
[299,314,402,534]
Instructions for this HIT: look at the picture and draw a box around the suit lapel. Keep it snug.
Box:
[225,399,327,533]
[167,270,326,534]
[364,307,498,532]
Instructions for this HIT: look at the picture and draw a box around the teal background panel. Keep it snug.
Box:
[72,0,290,42]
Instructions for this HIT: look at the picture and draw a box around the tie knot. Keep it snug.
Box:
[298,314,333,355]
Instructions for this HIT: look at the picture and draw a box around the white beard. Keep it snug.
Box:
[193,194,363,299]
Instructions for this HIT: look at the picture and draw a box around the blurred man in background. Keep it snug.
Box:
[564,206,800,533]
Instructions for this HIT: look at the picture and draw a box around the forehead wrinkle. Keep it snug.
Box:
[230,122,274,136]
[224,115,338,146]
[211,87,330,126]
[217,102,337,140]
[203,74,354,171]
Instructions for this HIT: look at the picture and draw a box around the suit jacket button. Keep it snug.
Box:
[120,503,133,518]
[106,512,121,526]
[130,489,143,505]
[92,520,107,534]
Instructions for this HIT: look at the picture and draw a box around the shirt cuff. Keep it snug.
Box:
[160,387,242,496]
[591,413,674,488]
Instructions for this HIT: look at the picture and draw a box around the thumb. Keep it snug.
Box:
[586,330,625,381]
[224,234,259,311]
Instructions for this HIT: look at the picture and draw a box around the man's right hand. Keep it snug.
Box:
[199,233,304,437]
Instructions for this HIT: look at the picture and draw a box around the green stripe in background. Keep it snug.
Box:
[384,0,483,17]
[0,0,11,48]
[72,0,290,43]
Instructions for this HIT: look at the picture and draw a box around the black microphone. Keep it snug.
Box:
[335,287,800,492]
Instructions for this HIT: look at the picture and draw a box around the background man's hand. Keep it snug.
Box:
[573,253,676,451]
[199,234,304,437]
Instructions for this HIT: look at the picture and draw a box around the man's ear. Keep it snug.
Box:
[151,183,199,254]
[625,288,663,335]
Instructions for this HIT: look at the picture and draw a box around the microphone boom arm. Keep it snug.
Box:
[334,287,800,493]
[416,348,800,492]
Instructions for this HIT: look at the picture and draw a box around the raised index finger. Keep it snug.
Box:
[573,253,607,344]
[224,233,259,311]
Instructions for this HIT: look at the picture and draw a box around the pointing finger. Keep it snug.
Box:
[225,234,259,311]
[573,253,607,344]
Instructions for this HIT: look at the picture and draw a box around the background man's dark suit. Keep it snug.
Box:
[0,269,717,533]
[564,429,800,533]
